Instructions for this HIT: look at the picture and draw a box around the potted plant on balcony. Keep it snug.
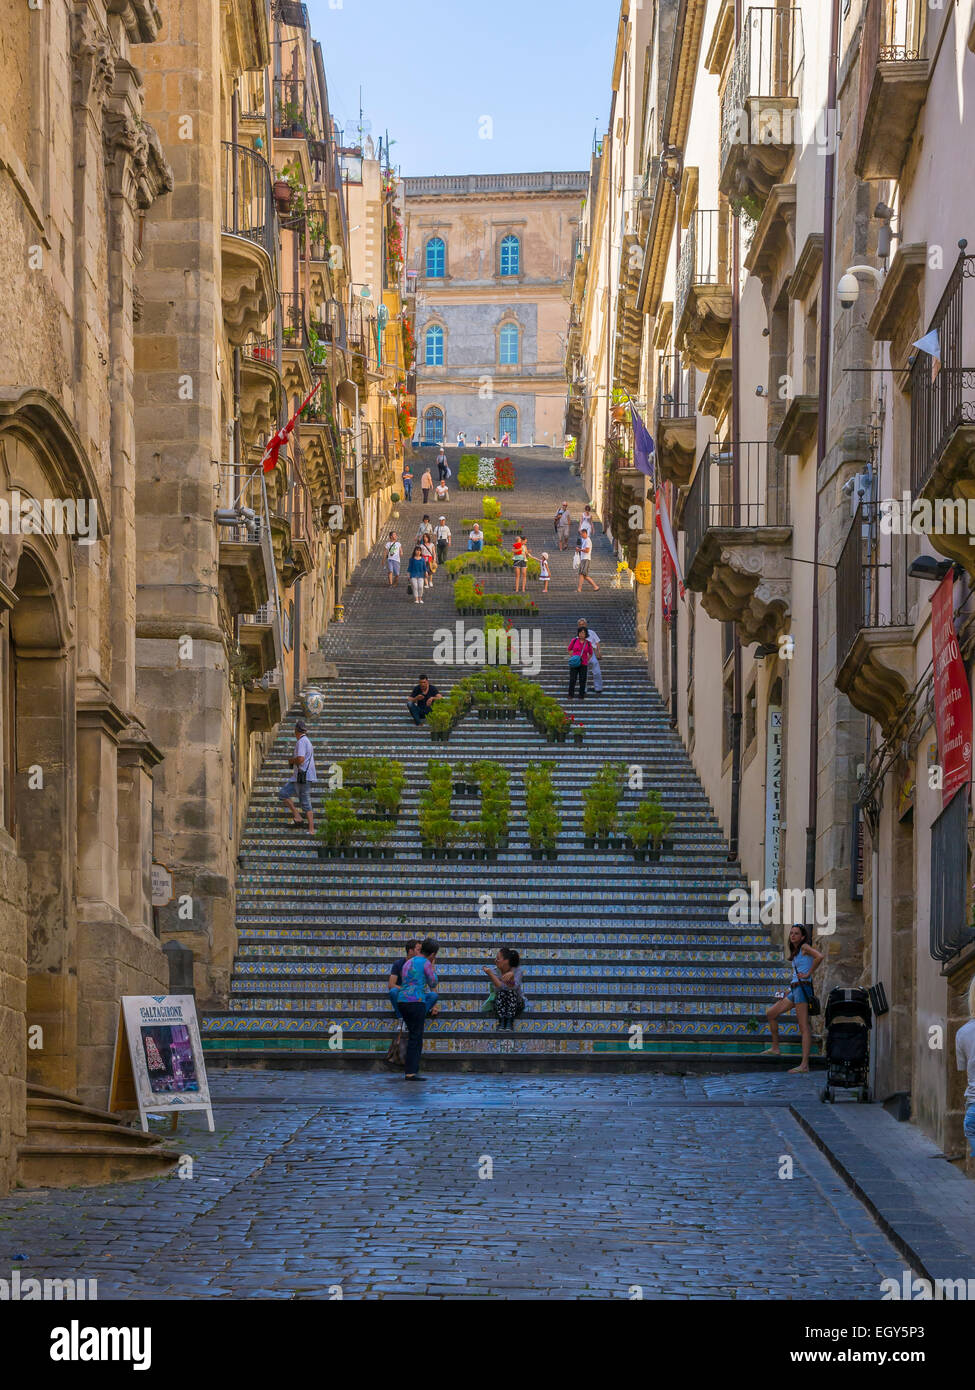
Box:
[273,174,293,214]
[611,387,630,424]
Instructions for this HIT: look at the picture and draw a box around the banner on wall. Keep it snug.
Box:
[931,572,973,810]
[109,995,214,1133]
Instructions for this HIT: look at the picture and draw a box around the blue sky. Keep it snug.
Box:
[306,0,617,177]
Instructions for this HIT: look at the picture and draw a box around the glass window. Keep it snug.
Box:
[424,407,444,443]
[498,405,517,442]
[426,237,445,278]
[500,234,520,276]
[424,325,444,366]
[499,323,519,365]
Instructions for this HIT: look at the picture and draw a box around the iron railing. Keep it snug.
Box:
[909,252,975,495]
[879,0,927,61]
[930,788,975,962]
[835,497,911,668]
[221,142,275,262]
[274,77,310,138]
[684,441,790,576]
[280,290,310,353]
[721,7,803,169]
[656,352,694,421]
[675,209,727,335]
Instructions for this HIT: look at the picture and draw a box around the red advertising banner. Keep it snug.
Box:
[931,572,973,809]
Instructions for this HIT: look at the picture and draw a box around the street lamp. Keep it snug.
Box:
[907,555,958,583]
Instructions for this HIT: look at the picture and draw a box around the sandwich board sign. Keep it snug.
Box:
[109,995,214,1132]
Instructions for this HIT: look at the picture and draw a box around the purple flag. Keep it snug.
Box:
[631,405,655,482]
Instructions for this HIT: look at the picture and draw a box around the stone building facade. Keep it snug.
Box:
[404,172,586,447]
[571,0,975,1165]
[0,0,409,1194]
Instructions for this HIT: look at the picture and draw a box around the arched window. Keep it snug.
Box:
[500,234,520,276]
[425,237,446,278]
[498,405,518,442]
[424,324,444,366]
[499,323,519,365]
[424,406,444,443]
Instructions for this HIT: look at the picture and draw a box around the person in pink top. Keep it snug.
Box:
[512,533,532,593]
[567,625,593,700]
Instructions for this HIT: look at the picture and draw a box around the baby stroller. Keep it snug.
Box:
[821,987,872,1103]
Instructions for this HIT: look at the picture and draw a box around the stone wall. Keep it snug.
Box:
[0,835,28,1197]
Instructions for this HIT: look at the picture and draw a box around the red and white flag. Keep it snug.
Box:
[261,381,321,473]
[656,484,685,600]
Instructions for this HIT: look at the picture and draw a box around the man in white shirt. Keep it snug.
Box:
[579,618,603,692]
[434,516,452,565]
[576,532,599,592]
[385,531,402,587]
[435,479,449,504]
[468,522,484,552]
[279,718,318,833]
[957,978,975,1157]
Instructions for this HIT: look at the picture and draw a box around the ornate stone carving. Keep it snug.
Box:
[103,108,174,210]
[686,526,793,646]
[71,10,116,115]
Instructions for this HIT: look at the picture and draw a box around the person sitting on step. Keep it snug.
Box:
[484,947,525,1030]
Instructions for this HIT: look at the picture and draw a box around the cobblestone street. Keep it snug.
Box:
[0,1071,923,1299]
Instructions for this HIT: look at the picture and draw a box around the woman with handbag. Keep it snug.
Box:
[762,924,824,1073]
[567,626,593,700]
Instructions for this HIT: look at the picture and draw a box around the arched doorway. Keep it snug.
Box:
[9,547,74,1091]
[498,405,518,443]
[424,406,444,443]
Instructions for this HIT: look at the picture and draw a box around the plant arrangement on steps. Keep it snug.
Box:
[419,759,510,860]
[457,456,515,490]
[581,762,626,849]
[452,575,538,617]
[424,668,576,743]
[524,761,562,860]
[316,759,404,858]
[623,789,675,862]
[445,545,540,579]
[482,614,515,668]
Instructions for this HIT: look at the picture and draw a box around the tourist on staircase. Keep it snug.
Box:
[398,938,440,1079]
[579,619,603,692]
[484,948,525,1030]
[539,552,550,593]
[389,940,421,1016]
[435,477,450,504]
[555,502,571,551]
[277,719,317,834]
[512,533,532,593]
[468,521,484,552]
[419,534,436,590]
[436,444,448,481]
[567,625,593,701]
[401,460,413,501]
[434,516,452,565]
[407,546,428,604]
[385,531,402,587]
[420,465,433,503]
[407,673,442,724]
[762,924,824,1073]
[576,531,599,593]
[955,977,975,1157]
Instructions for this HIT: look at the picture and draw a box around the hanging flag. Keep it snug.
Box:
[912,328,942,382]
[931,571,972,810]
[661,523,673,623]
[261,380,321,473]
[656,484,685,600]
[630,404,656,482]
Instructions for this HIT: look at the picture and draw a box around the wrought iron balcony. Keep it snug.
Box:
[654,352,696,488]
[720,6,803,211]
[909,251,975,574]
[856,0,930,180]
[674,210,732,370]
[220,142,277,345]
[684,441,792,644]
[835,499,914,736]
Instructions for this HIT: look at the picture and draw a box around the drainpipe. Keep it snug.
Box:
[728,0,743,864]
[806,0,843,903]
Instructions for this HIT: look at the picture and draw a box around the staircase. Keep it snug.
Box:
[18,1084,181,1188]
[203,449,799,1065]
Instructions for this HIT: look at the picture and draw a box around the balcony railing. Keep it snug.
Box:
[676,210,726,335]
[684,441,790,576]
[721,7,803,171]
[878,0,927,61]
[910,252,975,495]
[656,352,694,420]
[280,290,310,353]
[221,141,275,262]
[274,77,312,139]
[835,499,911,668]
